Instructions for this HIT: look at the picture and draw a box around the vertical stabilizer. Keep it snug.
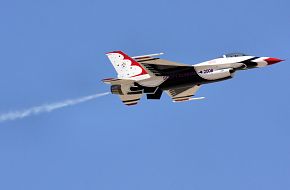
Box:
[106,51,150,80]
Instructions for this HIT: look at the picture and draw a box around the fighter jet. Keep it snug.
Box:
[102,51,283,106]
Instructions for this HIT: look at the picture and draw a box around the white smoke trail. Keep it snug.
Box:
[0,92,110,122]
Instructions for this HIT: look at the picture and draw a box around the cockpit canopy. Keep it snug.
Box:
[220,53,248,58]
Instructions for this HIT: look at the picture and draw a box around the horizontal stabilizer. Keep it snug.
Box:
[119,94,143,106]
[101,78,133,85]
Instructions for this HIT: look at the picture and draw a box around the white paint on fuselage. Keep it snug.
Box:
[194,56,252,69]
[254,57,268,67]
[194,56,270,70]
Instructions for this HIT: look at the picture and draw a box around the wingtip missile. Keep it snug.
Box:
[173,97,205,103]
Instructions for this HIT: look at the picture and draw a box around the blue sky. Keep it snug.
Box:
[0,0,289,189]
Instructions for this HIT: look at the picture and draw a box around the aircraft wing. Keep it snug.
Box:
[135,57,189,66]
[166,85,201,102]
[133,54,193,76]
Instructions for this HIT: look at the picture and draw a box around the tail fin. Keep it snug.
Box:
[106,51,150,80]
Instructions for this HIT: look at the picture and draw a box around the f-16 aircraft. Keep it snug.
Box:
[102,51,283,106]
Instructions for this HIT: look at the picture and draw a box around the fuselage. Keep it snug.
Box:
[159,53,283,90]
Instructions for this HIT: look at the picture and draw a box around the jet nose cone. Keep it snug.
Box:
[265,57,284,65]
